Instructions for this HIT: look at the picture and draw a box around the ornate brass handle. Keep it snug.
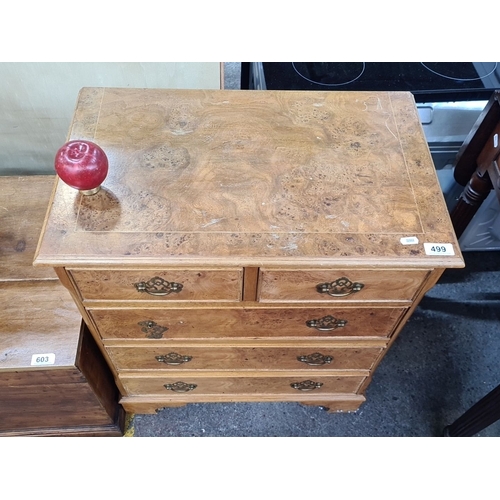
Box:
[297,353,333,366]
[316,277,364,297]
[291,380,324,391]
[134,276,183,296]
[164,381,197,393]
[306,315,347,331]
[138,320,168,339]
[156,353,193,365]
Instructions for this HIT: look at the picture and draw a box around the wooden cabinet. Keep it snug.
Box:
[34,88,465,414]
[0,176,124,435]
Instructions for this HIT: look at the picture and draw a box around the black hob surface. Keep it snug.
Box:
[256,62,500,102]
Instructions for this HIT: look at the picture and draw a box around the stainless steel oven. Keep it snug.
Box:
[241,63,500,251]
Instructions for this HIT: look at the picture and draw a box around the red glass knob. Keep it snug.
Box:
[54,140,109,195]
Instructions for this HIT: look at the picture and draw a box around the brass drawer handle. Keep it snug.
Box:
[164,381,197,393]
[134,276,183,296]
[156,352,193,365]
[138,320,168,339]
[291,380,324,391]
[316,277,364,297]
[297,353,333,366]
[306,315,347,331]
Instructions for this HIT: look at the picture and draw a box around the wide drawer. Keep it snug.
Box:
[68,268,243,301]
[106,346,383,372]
[258,269,429,302]
[90,307,405,340]
[119,374,365,396]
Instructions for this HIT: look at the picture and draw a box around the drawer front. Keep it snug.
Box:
[258,269,429,303]
[90,307,405,340]
[106,346,383,371]
[69,269,243,301]
[119,375,365,396]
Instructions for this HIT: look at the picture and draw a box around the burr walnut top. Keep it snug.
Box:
[34,87,463,268]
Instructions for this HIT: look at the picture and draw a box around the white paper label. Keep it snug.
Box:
[30,353,56,366]
[424,243,455,256]
[400,236,419,245]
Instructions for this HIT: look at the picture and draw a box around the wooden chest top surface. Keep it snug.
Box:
[34,88,463,268]
[0,176,82,371]
[1,176,57,280]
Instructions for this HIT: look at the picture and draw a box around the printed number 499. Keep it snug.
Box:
[424,243,454,256]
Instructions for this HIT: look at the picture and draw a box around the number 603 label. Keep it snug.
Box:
[30,353,56,366]
[424,243,455,256]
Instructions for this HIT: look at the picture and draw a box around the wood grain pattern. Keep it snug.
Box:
[0,286,124,435]
[120,394,366,414]
[0,281,81,358]
[34,88,463,269]
[0,176,57,280]
[89,306,405,340]
[119,374,365,397]
[243,267,259,301]
[0,293,124,434]
[106,345,383,371]
[31,88,465,414]
[0,381,115,430]
[69,268,243,301]
[0,175,123,436]
[258,269,428,302]
[0,322,125,435]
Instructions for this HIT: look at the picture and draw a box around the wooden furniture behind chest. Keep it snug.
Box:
[450,90,500,238]
[34,88,465,414]
[444,91,500,437]
[0,175,124,436]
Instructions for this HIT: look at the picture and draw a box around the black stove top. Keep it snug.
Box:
[243,63,500,102]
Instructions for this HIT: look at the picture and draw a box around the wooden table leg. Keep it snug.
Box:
[444,383,500,436]
[449,169,493,239]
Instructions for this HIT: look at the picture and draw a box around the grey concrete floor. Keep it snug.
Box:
[129,63,500,438]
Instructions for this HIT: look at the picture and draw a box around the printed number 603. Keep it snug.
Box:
[31,353,55,366]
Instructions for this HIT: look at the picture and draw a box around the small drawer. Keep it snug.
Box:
[90,307,405,340]
[69,268,243,302]
[119,374,365,397]
[258,269,429,303]
[106,346,383,372]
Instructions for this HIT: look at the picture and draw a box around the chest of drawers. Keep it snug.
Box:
[34,88,464,414]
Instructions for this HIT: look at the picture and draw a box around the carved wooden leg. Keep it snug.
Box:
[444,383,500,437]
[450,169,493,238]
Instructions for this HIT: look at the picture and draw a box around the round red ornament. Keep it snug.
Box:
[54,140,109,195]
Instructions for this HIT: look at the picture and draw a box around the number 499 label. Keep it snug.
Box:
[424,243,455,256]
[30,353,56,366]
